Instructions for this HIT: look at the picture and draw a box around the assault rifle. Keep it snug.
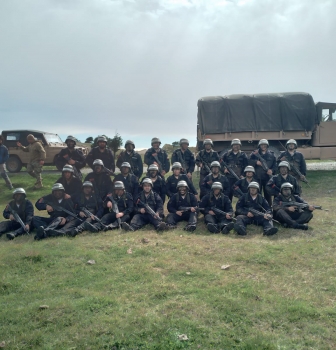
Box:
[284,157,310,187]
[46,202,81,221]
[211,207,236,221]
[137,199,162,221]
[199,155,212,175]
[7,205,29,234]
[178,206,204,213]
[253,151,272,178]
[233,185,245,198]
[103,166,115,177]
[248,207,280,224]
[110,197,121,229]
[80,207,108,229]
[278,201,322,212]
[177,151,188,174]
[63,155,82,180]
[221,161,240,181]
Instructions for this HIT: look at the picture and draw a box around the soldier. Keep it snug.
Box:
[220,139,248,201]
[195,139,219,190]
[200,161,230,198]
[140,164,167,204]
[234,182,278,236]
[233,166,259,198]
[171,138,196,179]
[200,182,235,234]
[99,181,134,230]
[55,165,82,197]
[0,188,33,240]
[116,140,143,179]
[166,180,198,232]
[17,134,46,189]
[0,134,13,189]
[278,139,307,194]
[55,135,86,179]
[86,136,115,174]
[33,183,77,240]
[84,159,113,200]
[266,161,300,198]
[249,139,276,205]
[272,182,314,230]
[144,137,170,177]
[122,178,167,232]
[113,162,139,200]
[166,162,198,199]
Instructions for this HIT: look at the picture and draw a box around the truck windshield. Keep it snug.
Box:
[44,134,63,143]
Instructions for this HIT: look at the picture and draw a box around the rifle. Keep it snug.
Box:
[199,155,212,175]
[152,153,163,174]
[109,197,121,229]
[46,202,82,221]
[248,207,280,225]
[221,161,240,181]
[177,150,188,174]
[7,205,29,234]
[80,207,108,229]
[284,157,310,187]
[103,166,115,177]
[253,151,272,178]
[233,185,245,198]
[63,155,82,180]
[178,206,204,213]
[278,201,322,213]
[137,199,162,221]
[211,207,236,221]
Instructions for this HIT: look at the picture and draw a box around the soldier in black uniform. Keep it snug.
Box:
[33,183,77,240]
[140,164,167,204]
[55,165,82,197]
[171,138,196,179]
[166,162,198,199]
[0,134,13,189]
[200,182,235,234]
[273,182,314,230]
[278,139,307,194]
[266,161,300,198]
[122,178,167,232]
[116,140,143,179]
[55,135,86,179]
[234,182,278,236]
[166,180,198,232]
[0,188,34,240]
[220,139,248,201]
[200,161,230,198]
[144,137,170,177]
[86,136,115,174]
[196,139,219,190]
[84,159,113,200]
[248,139,276,205]
[233,166,259,198]
[113,162,139,200]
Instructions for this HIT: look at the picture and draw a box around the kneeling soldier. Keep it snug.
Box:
[200,182,235,234]
[272,182,314,230]
[113,162,139,200]
[55,165,82,197]
[200,161,230,198]
[234,182,278,236]
[166,180,198,232]
[233,166,258,198]
[140,164,167,203]
[122,178,167,232]
[0,188,34,240]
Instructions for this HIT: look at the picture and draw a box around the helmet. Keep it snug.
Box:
[52,183,65,192]
[93,159,104,167]
[281,182,293,191]
[124,140,135,148]
[120,162,131,169]
[211,182,223,190]
[278,161,291,170]
[97,135,107,143]
[177,180,189,189]
[62,165,74,173]
[210,161,221,168]
[148,164,159,171]
[244,166,255,174]
[248,181,260,190]
[258,139,269,147]
[286,139,297,149]
[172,162,182,170]
[151,137,161,145]
[65,135,76,144]
[114,181,125,190]
[231,139,241,146]
[142,178,153,186]
[179,138,189,145]
[82,181,93,188]
[13,188,26,197]
[203,139,213,146]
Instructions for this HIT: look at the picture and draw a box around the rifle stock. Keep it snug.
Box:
[7,205,29,234]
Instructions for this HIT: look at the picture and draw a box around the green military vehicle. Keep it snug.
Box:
[1,130,88,172]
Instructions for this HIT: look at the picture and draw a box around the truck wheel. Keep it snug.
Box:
[269,146,281,158]
[6,156,23,173]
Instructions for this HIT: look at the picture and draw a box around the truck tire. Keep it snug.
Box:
[269,146,281,158]
[6,156,23,173]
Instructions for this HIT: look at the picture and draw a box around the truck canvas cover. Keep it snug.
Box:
[197,92,318,134]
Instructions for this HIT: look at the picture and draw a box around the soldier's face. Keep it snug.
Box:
[95,165,103,173]
[143,184,152,193]
[27,138,34,144]
[178,186,187,195]
[83,186,92,196]
[53,190,64,200]
[121,167,129,175]
[173,168,180,176]
[232,144,240,152]
[260,144,267,151]
[249,188,258,196]
[115,189,124,197]
[152,142,160,149]
[149,170,157,178]
[282,188,292,197]
[126,144,133,152]
[98,141,106,149]
[213,189,221,196]
[14,194,24,202]
[181,143,188,150]
[280,167,288,175]
[246,171,254,178]
[287,143,295,151]
[211,166,219,174]
[204,144,212,151]
[67,141,75,149]
[63,171,72,180]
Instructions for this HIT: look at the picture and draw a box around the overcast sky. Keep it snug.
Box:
[1,0,335,148]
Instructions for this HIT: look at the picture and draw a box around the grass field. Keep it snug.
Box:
[0,171,335,349]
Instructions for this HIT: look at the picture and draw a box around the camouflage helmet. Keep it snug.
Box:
[248,181,260,190]
[211,182,223,190]
[13,188,26,197]
[93,159,104,167]
[114,181,125,190]
[278,161,291,170]
[177,180,189,189]
[286,139,297,149]
[82,181,93,188]
[52,183,65,192]
[120,162,131,169]
[210,161,221,168]
[124,140,135,148]
[280,182,293,191]
[97,135,107,143]
[142,178,153,187]
[151,137,161,145]
[244,165,255,174]
[65,135,76,144]
[148,164,159,171]
[179,138,189,146]
[172,162,182,170]
[62,165,74,173]
[258,139,269,147]
[231,139,242,146]
[203,139,213,146]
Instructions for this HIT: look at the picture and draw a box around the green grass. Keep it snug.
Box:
[0,171,335,349]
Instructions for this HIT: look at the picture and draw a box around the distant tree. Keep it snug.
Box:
[85,137,93,143]
[172,141,179,149]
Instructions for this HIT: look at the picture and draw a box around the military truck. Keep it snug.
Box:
[1,130,88,172]
[197,92,336,159]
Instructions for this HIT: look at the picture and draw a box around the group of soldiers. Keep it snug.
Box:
[0,134,318,240]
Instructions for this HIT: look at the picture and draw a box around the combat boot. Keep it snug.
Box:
[83,221,99,233]
[184,224,196,232]
[156,222,168,232]
[221,222,235,234]
[6,232,16,240]
[122,222,135,232]
[264,227,278,236]
[207,223,220,234]
[34,180,43,189]
[34,226,47,240]
[234,223,247,236]
[296,224,308,231]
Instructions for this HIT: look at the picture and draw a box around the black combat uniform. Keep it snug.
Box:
[195,149,219,188]
[166,174,198,198]
[84,172,113,200]
[233,177,259,198]
[266,174,300,197]
[144,147,170,174]
[171,149,196,175]
[55,176,82,197]
[116,150,143,179]
[55,148,86,176]
[86,147,115,172]
[200,173,230,198]
[113,173,139,201]
[140,175,167,204]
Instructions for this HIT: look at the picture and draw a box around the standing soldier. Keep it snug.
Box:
[17,134,46,189]
[113,162,139,200]
[86,136,115,174]
[0,134,13,189]
[55,165,82,197]
[0,188,33,240]
[249,139,276,205]
[220,139,248,201]
[233,166,258,198]
[196,139,219,191]
[55,135,86,179]
[140,164,167,203]
[144,137,170,177]
[171,138,196,179]
[278,139,307,194]
[116,140,143,179]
